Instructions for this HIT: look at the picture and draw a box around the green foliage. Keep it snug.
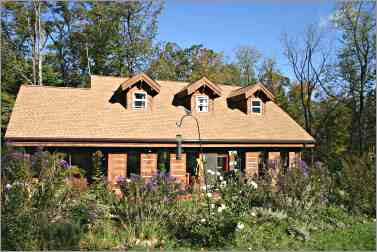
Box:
[216,174,272,216]
[275,163,332,214]
[116,174,181,222]
[91,150,103,184]
[2,149,375,250]
[1,149,85,250]
[336,153,376,216]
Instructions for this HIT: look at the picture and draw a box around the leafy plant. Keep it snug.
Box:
[275,162,332,214]
[336,153,376,216]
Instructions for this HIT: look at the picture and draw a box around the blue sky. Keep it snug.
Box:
[156,0,337,79]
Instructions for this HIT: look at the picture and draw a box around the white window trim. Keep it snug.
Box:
[196,95,209,112]
[132,91,147,110]
[250,98,263,115]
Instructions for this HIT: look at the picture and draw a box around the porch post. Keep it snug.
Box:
[140,153,158,180]
[288,152,296,169]
[170,153,187,184]
[107,153,127,188]
[244,152,260,178]
[268,152,281,185]
[288,151,302,169]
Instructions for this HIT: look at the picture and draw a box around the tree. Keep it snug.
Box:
[45,2,84,86]
[332,2,376,155]
[76,1,162,77]
[148,43,241,85]
[258,57,289,109]
[113,1,162,76]
[283,25,331,136]
[235,45,261,86]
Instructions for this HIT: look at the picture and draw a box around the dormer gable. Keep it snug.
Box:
[180,77,222,98]
[227,83,275,115]
[109,73,160,111]
[173,77,222,113]
[120,73,160,95]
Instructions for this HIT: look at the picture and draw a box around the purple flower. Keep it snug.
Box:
[299,160,309,176]
[10,151,30,160]
[130,173,141,182]
[314,161,322,169]
[116,175,126,184]
[59,159,69,169]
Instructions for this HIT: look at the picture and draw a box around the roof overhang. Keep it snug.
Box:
[6,137,315,148]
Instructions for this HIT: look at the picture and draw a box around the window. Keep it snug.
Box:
[196,96,209,112]
[133,91,147,109]
[251,99,262,114]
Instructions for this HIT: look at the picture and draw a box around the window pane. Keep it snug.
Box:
[134,100,145,108]
[134,93,146,99]
[252,107,261,113]
[252,101,261,106]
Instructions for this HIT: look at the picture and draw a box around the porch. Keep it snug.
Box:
[104,148,303,187]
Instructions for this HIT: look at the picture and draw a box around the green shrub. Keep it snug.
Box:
[275,163,332,215]
[167,199,239,249]
[1,149,85,250]
[215,172,273,216]
[336,153,376,216]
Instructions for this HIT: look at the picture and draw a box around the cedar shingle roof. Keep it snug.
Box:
[5,75,314,145]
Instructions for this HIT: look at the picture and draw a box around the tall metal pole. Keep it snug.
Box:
[177,114,211,216]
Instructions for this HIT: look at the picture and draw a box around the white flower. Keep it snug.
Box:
[220,181,227,188]
[236,223,245,230]
[217,204,227,213]
[126,179,131,183]
[200,218,206,223]
[249,180,258,189]
[216,171,221,176]
[251,212,256,217]
[5,184,12,190]
[206,192,212,198]
[219,176,224,181]
[211,203,215,209]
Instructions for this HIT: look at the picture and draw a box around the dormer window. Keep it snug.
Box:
[133,91,147,109]
[251,98,262,114]
[196,96,209,112]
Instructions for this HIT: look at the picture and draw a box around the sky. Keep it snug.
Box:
[156,0,338,80]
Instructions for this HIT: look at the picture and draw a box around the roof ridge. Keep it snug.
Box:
[22,85,90,90]
[91,74,128,79]
[157,79,241,90]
